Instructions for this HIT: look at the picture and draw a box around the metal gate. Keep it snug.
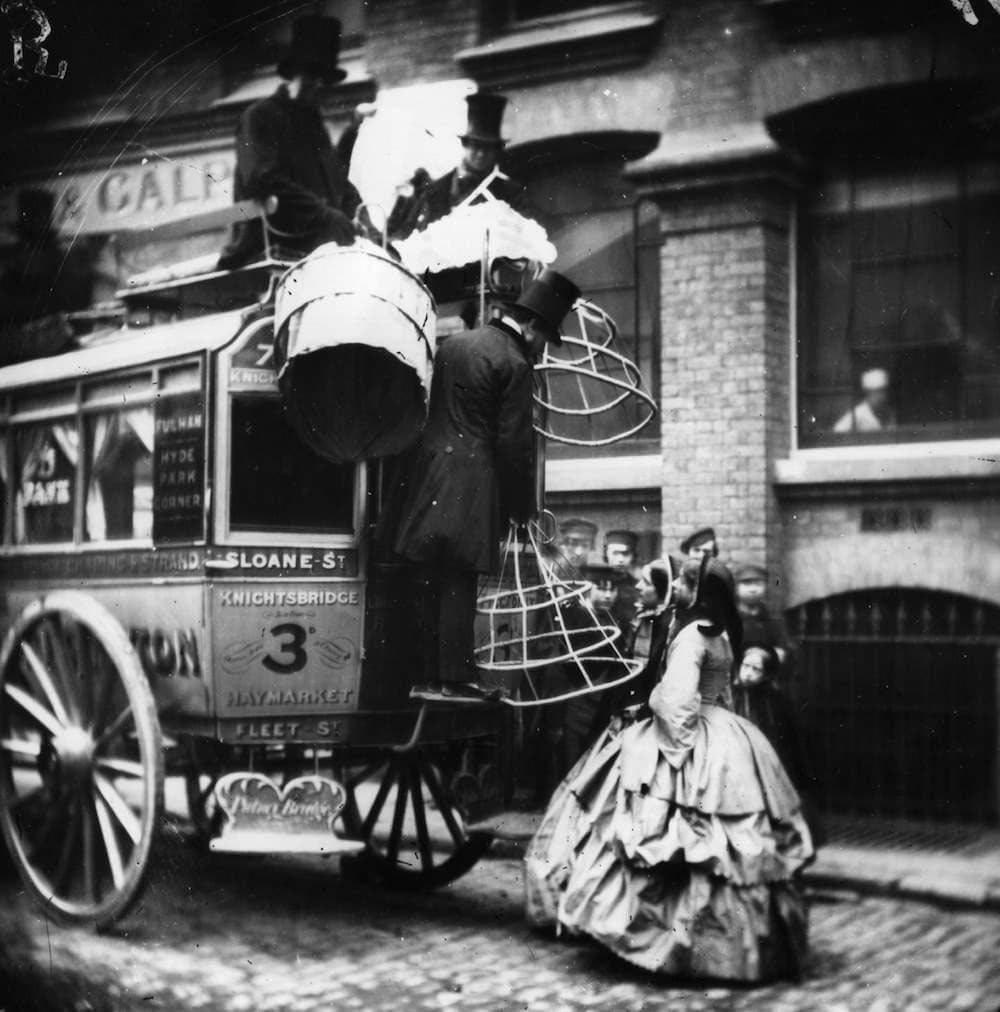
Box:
[788,588,1000,824]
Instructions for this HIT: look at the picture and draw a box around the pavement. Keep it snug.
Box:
[469,809,1000,912]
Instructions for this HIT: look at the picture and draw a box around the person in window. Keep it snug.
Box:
[393,92,528,240]
[217,16,363,271]
[386,269,581,701]
[525,556,813,982]
[679,524,719,560]
[833,367,896,434]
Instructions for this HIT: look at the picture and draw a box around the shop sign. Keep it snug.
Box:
[210,772,364,855]
[213,580,364,719]
[0,151,235,240]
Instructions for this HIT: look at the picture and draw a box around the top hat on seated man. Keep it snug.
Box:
[278,15,348,83]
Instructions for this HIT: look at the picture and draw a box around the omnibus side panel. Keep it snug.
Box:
[1,581,209,717]
[211,580,364,719]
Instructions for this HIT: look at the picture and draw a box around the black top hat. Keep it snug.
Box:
[680,526,718,556]
[460,93,508,146]
[16,188,55,236]
[278,15,347,83]
[515,269,580,345]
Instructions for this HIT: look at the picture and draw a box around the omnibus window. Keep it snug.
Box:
[229,397,354,533]
[85,409,154,542]
[14,421,78,544]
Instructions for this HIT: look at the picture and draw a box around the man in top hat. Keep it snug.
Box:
[395,92,528,239]
[218,15,364,271]
[833,367,896,433]
[680,525,719,560]
[387,269,581,701]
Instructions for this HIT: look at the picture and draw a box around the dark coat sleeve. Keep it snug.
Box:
[239,101,357,242]
[494,354,536,524]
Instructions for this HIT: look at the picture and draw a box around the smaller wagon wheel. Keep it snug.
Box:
[0,593,163,928]
[339,747,493,890]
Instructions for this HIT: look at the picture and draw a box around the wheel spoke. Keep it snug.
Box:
[95,704,134,749]
[82,798,98,904]
[94,772,142,846]
[52,797,82,894]
[20,641,72,728]
[95,757,144,779]
[360,761,396,839]
[38,620,82,724]
[420,759,466,847]
[409,763,433,873]
[94,791,126,890]
[87,636,116,733]
[0,736,42,759]
[4,682,63,736]
[385,761,409,867]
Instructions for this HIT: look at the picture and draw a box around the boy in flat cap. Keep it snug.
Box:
[680,525,719,560]
[218,15,363,270]
[603,529,640,634]
[734,562,793,679]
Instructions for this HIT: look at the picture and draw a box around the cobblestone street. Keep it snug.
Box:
[2,822,999,1012]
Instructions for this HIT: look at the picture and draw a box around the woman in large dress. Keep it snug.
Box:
[525,557,814,982]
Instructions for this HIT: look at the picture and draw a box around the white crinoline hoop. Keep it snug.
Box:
[533,298,657,447]
[475,519,644,708]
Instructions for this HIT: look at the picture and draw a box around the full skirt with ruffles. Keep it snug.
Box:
[524,705,814,982]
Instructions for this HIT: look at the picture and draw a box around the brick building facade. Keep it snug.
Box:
[3,0,999,823]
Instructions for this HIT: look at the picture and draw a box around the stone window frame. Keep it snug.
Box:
[456,2,661,90]
[795,156,1000,452]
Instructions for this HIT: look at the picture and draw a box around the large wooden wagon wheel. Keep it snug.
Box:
[338,746,493,890]
[0,592,163,928]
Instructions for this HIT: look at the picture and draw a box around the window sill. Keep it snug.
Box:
[775,439,1000,494]
[545,453,661,493]
[455,4,661,89]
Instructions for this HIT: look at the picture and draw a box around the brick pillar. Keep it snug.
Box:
[631,145,797,592]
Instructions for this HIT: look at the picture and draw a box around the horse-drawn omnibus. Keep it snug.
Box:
[0,219,653,929]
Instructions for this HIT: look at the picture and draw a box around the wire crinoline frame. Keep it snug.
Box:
[533,298,657,447]
[475,520,644,708]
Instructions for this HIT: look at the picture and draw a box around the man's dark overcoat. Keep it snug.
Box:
[396,168,527,239]
[389,320,536,574]
[218,86,361,268]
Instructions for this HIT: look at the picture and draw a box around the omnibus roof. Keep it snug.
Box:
[0,310,247,392]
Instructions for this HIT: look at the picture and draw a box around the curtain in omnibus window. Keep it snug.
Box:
[85,408,154,542]
[14,421,78,544]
